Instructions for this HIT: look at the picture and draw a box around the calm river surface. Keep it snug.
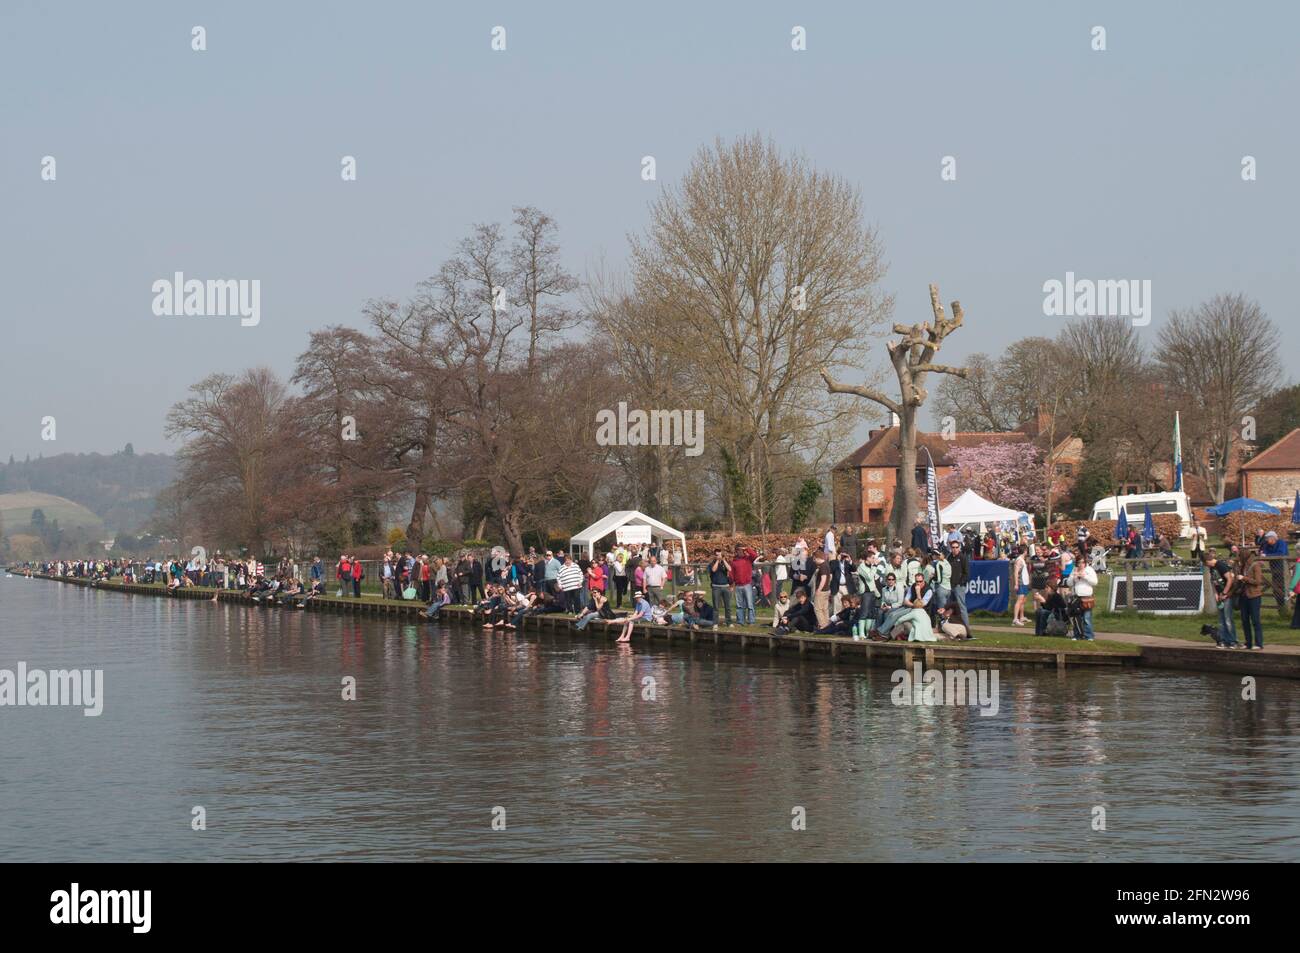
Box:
[2,575,1298,862]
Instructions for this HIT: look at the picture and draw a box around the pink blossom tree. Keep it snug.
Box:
[940,442,1046,516]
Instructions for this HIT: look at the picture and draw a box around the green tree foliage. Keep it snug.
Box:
[1066,450,1116,518]
[790,478,823,532]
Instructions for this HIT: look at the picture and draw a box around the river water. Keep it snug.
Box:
[1,575,1298,861]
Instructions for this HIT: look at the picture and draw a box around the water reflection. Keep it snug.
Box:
[1,579,1298,861]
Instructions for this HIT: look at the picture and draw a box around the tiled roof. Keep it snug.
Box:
[836,427,1031,469]
[1241,428,1300,471]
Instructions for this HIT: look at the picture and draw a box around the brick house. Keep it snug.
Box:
[1239,428,1300,505]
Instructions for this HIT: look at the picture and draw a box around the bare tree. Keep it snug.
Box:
[586,274,690,522]
[630,133,892,533]
[511,206,579,371]
[822,284,968,541]
[1157,293,1281,502]
[164,368,298,552]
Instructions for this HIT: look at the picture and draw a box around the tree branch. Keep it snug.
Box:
[913,363,968,378]
[820,368,902,415]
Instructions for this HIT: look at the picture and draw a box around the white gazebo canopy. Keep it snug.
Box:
[939,489,1022,526]
[569,510,688,562]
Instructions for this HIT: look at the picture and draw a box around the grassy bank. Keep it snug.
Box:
[91,577,1135,653]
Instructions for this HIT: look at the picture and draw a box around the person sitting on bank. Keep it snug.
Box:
[488,587,526,628]
[877,572,909,635]
[682,592,718,629]
[775,588,816,634]
[770,591,792,627]
[425,582,452,621]
[878,576,938,642]
[935,602,972,640]
[651,597,683,625]
[1033,580,1068,636]
[816,594,858,636]
[575,589,622,630]
[294,579,325,607]
[615,590,656,643]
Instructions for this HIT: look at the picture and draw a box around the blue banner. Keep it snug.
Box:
[966,559,1009,613]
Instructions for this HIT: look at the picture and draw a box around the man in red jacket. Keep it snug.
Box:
[731,545,758,626]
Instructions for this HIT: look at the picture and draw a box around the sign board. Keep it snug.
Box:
[1108,574,1205,614]
[966,559,1009,614]
[614,525,652,546]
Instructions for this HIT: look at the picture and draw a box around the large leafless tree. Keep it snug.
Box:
[630,133,892,533]
[1157,293,1281,502]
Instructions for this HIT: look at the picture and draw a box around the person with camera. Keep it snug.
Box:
[1201,548,1239,647]
[1070,546,1098,640]
[1033,578,1069,637]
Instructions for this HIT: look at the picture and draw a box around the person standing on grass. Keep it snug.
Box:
[610,550,628,608]
[789,547,810,599]
[1236,548,1266,650]
[930,547,951,628]
[382,553,396,600]
[420,555,432,602]
[948,539,971,634]
[1289,554,1300,629]
[910,516,930,554]
[811,551,832,630]
[1071,549,1098,640]
[774,548,789,600]
[557,554,584,613]
[1011,546,1030,627]
[642,555,666,606]
[709,548,733,626]
[1261,530,1289,604]
[337,555,351,598]
[731,544,757,626]
[587,557,606,606]
[1203,549,1238,647]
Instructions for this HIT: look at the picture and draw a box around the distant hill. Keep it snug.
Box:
[0,491,104,535]
[0,447,175,534]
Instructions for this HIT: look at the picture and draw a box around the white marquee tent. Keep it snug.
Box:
[569,510,689,561]
[939,489,1022,528]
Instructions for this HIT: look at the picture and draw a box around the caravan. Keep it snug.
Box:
[1091,492,1193,538]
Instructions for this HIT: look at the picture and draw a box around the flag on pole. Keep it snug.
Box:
[923,446,941,547]
[1173,412,1183,493]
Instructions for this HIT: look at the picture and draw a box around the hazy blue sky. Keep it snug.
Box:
[2,1,1296,459]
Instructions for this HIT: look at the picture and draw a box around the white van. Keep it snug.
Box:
[1091,492,1193,538]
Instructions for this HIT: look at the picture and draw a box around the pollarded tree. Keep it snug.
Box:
[821,284,968,542]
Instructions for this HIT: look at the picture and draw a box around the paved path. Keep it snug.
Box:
[972,623,1300,655]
